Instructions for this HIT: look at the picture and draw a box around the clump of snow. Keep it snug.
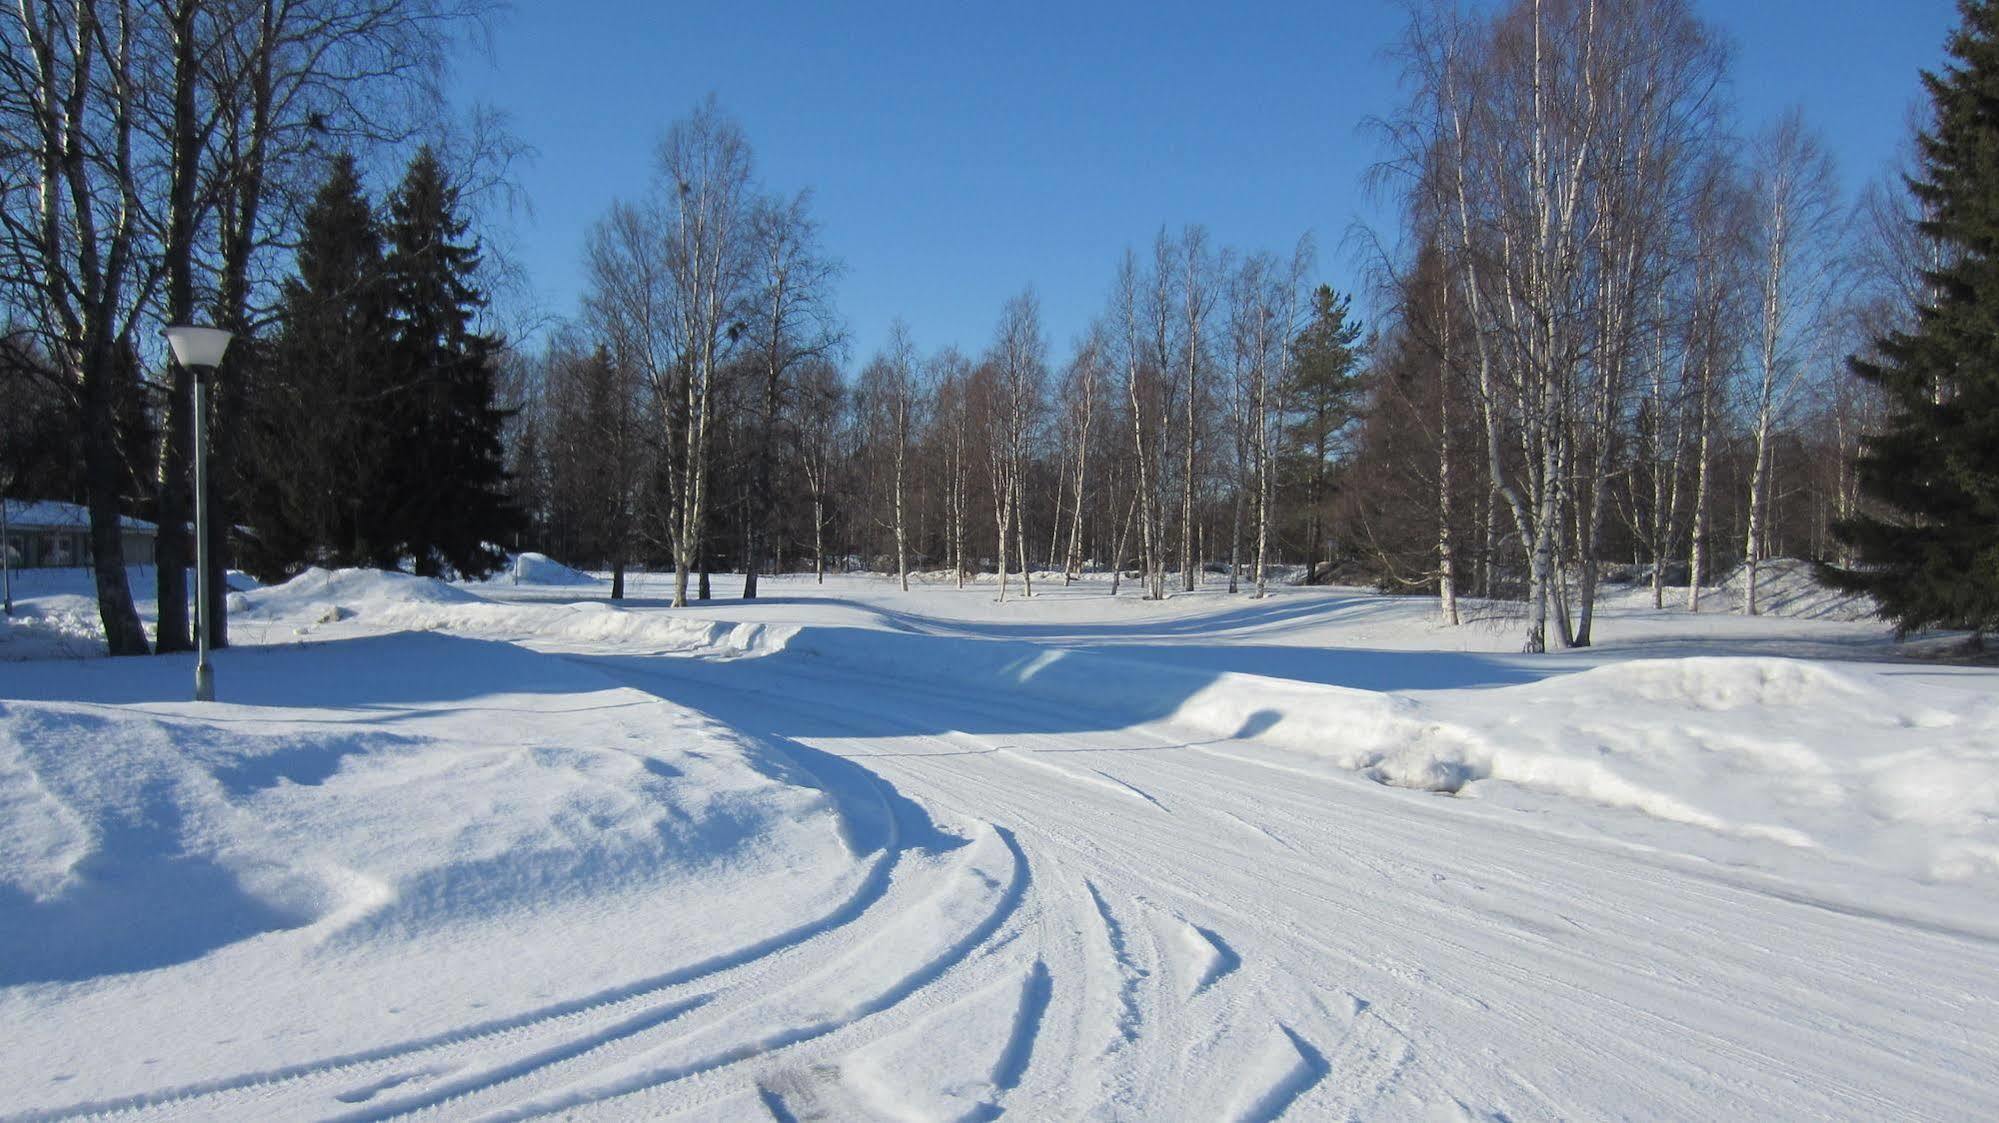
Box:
[0,592,113,659]
[483,552,598,587]
[233,566,482,628]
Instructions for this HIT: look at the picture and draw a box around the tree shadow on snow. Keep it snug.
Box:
[0,631,619,711]
[0,769,318,986]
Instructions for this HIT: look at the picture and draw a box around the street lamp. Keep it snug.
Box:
[164,325,234,701]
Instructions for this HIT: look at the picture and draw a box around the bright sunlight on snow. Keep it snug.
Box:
[1,565,1995,1120]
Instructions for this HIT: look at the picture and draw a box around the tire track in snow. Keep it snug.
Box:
[18,657,931,1123]
[1230,1024,1331,1123]
[879,670,1939,1118]
[323,996,709,1121]
[980,958,1054,1111]
[988,746,1169,812]
[1085,881,1146,1044]
[1180,922,1243,997]
[478,826,1033,1120]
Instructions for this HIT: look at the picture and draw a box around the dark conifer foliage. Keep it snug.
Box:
[1828,0,1999,640]
[241,153,396,577]
[1285,286,1366,581]
[239,150,516,581]
[382,146,518,579]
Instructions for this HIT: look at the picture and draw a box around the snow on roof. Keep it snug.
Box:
[2,499,156,534]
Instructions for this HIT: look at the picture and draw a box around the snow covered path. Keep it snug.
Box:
[556,641,1999,1120]
[4,572,1996,1120]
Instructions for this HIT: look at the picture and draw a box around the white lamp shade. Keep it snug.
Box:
[164,324,235,368]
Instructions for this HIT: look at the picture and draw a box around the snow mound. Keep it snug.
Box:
[488,552,598,586]
[0,594,112,659]
[234,566,483,620]
[1717,558,1878,622]
[663,620,1994,882]
[0,638,855,993]
[1536,656,1873,712]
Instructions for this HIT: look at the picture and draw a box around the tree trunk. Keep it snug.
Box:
[85,353,149,656]
[1015,472,1034,598]
[894,408,910,592]
[1110,489,1137,597]
[1687,352,1714,612]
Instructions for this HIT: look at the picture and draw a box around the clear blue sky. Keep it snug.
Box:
[452,0,1958,367]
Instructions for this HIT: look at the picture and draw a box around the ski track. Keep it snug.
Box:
[17,597,1999,1121]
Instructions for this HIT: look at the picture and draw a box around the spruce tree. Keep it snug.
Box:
[382,146,517,579]
[1828,1,1999,642]
[246,154,396,577]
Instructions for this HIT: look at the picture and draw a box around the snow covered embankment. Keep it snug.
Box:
[237,568,1999,885]
[232,566,794,656]
[732,622,1998,886]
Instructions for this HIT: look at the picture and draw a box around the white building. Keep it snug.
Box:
[1,500,157,569]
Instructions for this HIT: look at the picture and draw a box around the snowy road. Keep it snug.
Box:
[5,572,1996,1120]
[551,643,1999,1121]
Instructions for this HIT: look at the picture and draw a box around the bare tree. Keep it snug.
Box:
[1741,110,1840,615]
[1177,226,1217,590]
[0,0,158,654]
[741,190,841,598]
[1110,249,1168,600]
[984,291,1045,601]
[794,358,842,583]
[1056,326,1104,584]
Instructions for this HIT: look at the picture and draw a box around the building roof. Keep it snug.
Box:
[2,499,157,534]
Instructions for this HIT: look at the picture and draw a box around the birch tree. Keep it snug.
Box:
[985,291,1045,601]
[741,190,841,599]
[0,0,158,654]
[1741,110,1839,615]
[656,99,753,606]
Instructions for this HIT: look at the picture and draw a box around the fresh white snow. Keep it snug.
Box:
[1,566,1995,1120]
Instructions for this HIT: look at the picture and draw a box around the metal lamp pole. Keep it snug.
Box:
[164,325,234,702]
[2,493,12,616]
[192,363,214,700]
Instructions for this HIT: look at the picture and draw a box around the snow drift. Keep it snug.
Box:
[245,569,1995,884]
[605,620,1998,885]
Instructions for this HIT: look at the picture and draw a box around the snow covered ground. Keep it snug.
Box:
[1,565,1995,1120]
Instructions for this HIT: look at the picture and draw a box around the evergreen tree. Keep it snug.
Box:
[1286,285,1365,581]
[244,153,396,578]
[381,146,518,578]
[1828,1,1999,642]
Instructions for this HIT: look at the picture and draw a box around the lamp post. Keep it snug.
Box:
[164,325,234,701]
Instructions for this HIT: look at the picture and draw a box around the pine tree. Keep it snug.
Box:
[382,146,518,579]
[1828,1,1999,642]
[244,153,396,577]
[1287,285,1365,581]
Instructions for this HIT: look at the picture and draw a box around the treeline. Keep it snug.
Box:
[0,0,507,655]
[8,0,1986,655]
[501,101,1368,606]
[1338,0,1937,650]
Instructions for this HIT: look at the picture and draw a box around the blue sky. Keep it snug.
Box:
[452,0,1958,366]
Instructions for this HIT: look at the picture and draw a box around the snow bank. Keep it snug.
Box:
[0,592,114,659]
[645,621,1995,883]
[232,566,482,620]
[1600,557,1879,622]
[215,569,1995,883]
[0,630,865,1099]
[483,551,599,587]
[1717,558,1877,621]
